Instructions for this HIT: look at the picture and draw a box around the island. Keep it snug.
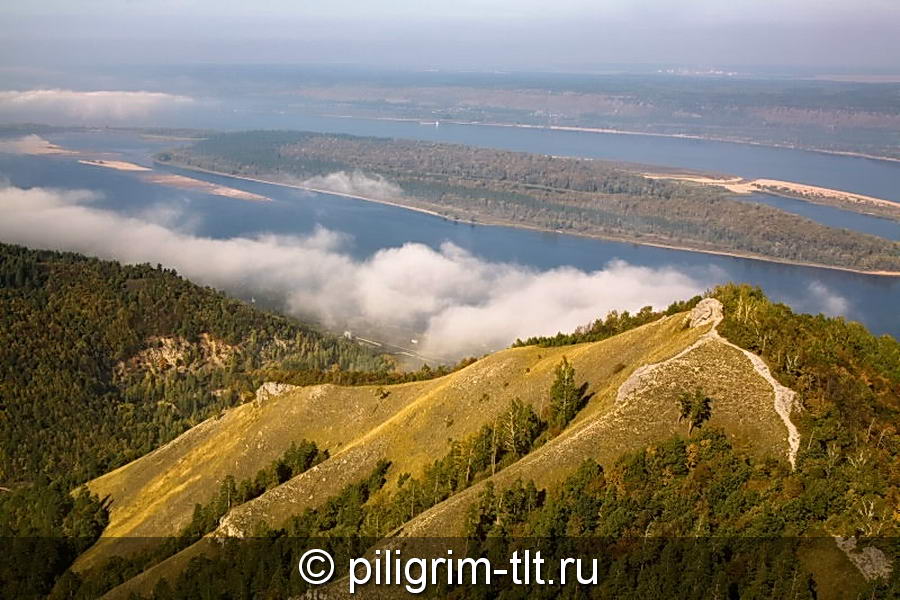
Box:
[156,130,900,275]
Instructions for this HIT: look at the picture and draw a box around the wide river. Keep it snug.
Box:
[1,125,898,339]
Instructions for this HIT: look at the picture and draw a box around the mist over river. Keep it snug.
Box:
[0,127,898,344]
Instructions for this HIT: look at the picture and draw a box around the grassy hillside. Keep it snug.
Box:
[85,296,820,598]
[77,287,898,600]
[0,242,394,597]
[2,242,895,598]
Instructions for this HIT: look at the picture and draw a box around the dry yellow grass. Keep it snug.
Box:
[92,308,801,597]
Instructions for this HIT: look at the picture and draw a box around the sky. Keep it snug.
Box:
[2,0,899,71]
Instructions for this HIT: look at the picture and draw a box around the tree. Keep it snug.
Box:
[547,357,589,430]
[677,389,714,434]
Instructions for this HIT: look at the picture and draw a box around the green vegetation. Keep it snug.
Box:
[713,284,899,539]
[0,242,388,488]
[677,388,715,433]
[186,440,327,538]
[62,440,327,600]
[142,462,393,600]
[159,131,900,272]
[77,360,593,598]
[0,486,108,599]
[512,296,702,347]
[327,358,587,538]
[0,242,388,597]
[2,237,897,598]
[463,430,895,598]
[256,356,478,388]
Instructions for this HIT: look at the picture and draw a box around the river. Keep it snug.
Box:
[0,126,898,339]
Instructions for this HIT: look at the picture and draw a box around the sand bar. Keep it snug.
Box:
[79,159,152,172]
[644,173,900,213]
[141,173,269,202]
[80,158,269,201]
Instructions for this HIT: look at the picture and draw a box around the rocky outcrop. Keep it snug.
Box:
[835,536,893,581]
[253,381,299,406]
[116,333,237,375]
[688,297,724,328]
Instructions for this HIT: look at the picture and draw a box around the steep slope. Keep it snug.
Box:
[357,299,797,539]
[0,242,392,598]
[96,300,799,598]
[0,242,389,489]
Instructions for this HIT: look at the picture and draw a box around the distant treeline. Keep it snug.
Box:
[512,296,702,348]
[160,131,900,272]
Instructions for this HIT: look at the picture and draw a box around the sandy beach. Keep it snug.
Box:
[79,159,151,172]
[643,172,900,215]
[141,172,269,202]
[80,158,269,201]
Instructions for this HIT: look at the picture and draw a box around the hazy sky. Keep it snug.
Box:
[2,0,899,70]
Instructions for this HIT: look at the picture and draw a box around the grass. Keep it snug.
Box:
[89,309,800,597]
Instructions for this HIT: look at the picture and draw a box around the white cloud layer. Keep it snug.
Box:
[0,89,193,121]
[0,183,713,358]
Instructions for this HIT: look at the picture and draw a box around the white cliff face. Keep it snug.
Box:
[835,536,894,582]
[254,382,299,406]
[688,297,724,329]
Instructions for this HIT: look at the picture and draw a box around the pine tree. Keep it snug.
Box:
[548,357,585,430]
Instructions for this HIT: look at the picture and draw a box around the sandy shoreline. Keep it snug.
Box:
[81,158,269,201]
[79,159,151,172]
[157,161,900,278]
[642,173,900,213]
[142,172,269,202]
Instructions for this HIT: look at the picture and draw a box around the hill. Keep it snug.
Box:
[0,242,398,597]
[1,242,896,598]
[65,287,898,599]
[0,242,392,490]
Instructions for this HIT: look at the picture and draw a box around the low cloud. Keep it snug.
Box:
[0,183,706,359]
[0,89,194,121]
[300,171,403,200]
[803,281,850,317]
[0,134,63,155]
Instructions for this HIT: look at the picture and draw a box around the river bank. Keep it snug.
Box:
[325,114,900,165]
[157,160,900,278]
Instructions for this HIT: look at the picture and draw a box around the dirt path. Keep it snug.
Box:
[615,298,800,468]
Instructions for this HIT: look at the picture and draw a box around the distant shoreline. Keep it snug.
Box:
[325,114,900,165]
[156,160,900,278]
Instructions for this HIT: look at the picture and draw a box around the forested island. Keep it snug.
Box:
[157,131,900,274]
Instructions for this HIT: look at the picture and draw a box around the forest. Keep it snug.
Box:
[158,131,900,273]
[2,241,897,598]
[0,242,397,596]
[85,285,899,599]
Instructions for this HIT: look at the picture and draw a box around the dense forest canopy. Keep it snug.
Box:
[0,242,391,489]
[159,131,900,272]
